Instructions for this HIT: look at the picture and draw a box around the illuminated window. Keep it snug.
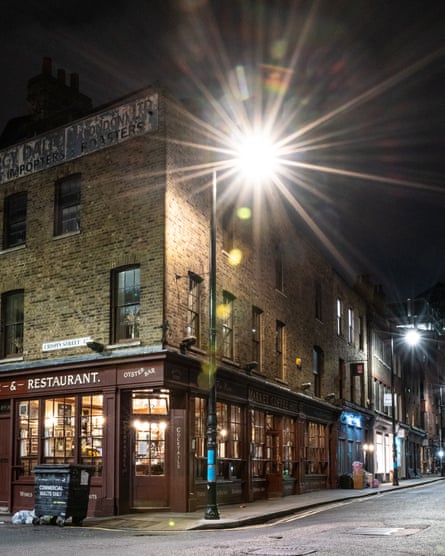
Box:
[43,397,76,464]
[80,394,104,474]
[348,307,354,344]
[17,400,39,475]
[336,298,343,336]
[112,265,140,342]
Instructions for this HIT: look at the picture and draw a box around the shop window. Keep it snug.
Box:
[1,289,24,357]
[3,192,27,249]
[17,400,39,475]
[132,391,169,476]
[54,174,80,235]
[43,397,76,464]
[304,421,327,475]
[80,394,104,475]
[193,397,207,480]
[111,265,140,342]
[251,409,266,478]
[16,394,104,478]
[282,417,296,478]
[216,402,243,480]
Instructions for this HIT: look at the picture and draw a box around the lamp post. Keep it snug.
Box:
[204,131,280,520]
[205,168,219,520]
[390,335,399,486]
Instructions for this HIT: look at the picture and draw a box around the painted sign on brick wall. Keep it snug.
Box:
[0,92,158,184]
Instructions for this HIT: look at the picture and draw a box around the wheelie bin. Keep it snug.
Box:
[32,464,94,526]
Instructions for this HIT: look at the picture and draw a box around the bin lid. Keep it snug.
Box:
[32,464,95,474]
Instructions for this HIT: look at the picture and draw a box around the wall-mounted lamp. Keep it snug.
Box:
[86,341,106,353]
[180,335,197,353]
[245,361,258,373]
[295,357,302,370]
[301,382,311,391]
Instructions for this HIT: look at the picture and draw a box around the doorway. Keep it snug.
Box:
[131,391,169,509]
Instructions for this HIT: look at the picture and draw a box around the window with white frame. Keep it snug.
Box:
[336,298,343,336]
[111,265,140,342]
[348,307,354,344]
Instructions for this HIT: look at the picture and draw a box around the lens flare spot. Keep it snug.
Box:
[237,206,251,220]
[168,520,175,527]
[228,248,242,266]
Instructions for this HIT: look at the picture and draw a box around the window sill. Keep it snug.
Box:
[0,244,26,255]
[0,355,24,364]
[53,230,80,241]
[107,340,141,350]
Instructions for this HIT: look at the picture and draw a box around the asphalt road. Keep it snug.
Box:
[2,481,445,555]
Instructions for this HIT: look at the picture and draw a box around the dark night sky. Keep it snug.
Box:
[1,0,444,303]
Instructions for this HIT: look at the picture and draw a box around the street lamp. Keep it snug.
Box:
[205,168,219,520]
[205,132,280,520]
[390,335,399,486]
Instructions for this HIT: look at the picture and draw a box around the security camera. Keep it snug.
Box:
[301,382,311,390]
[245,361,258,371]
[325,393,336,401]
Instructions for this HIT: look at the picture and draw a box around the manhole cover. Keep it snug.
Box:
[351,527,421,537]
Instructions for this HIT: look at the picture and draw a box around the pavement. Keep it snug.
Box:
[3,475,443,532]
[83,475,445,532]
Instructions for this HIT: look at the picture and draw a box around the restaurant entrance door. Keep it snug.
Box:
[131,391,169,509]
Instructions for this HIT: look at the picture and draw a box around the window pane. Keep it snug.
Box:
[55,174,80,235]
[2,290,24,356]
[4,193,27,248]
[18,400,39,475]
[80,394,104,476]
[113,266,140,341]
[43,397,76,464]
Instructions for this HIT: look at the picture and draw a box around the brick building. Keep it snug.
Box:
[0,60,375,516]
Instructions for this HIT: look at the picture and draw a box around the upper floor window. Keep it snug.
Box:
[222,291,235,360]
[3,192,27,249]
[275,245,284,292]
[348,307,354,344]
[336,298,343,336]
[187,271,202,345]
[315,281,322,321]
[111,266,140,343]
[251,306,263,369]
[54,174,80,235]
[276,320,286,380]
[222,205,235,253]
[358,316,364,350]
[1,290,24,357]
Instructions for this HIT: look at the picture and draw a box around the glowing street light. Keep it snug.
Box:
[205,132,281,520]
